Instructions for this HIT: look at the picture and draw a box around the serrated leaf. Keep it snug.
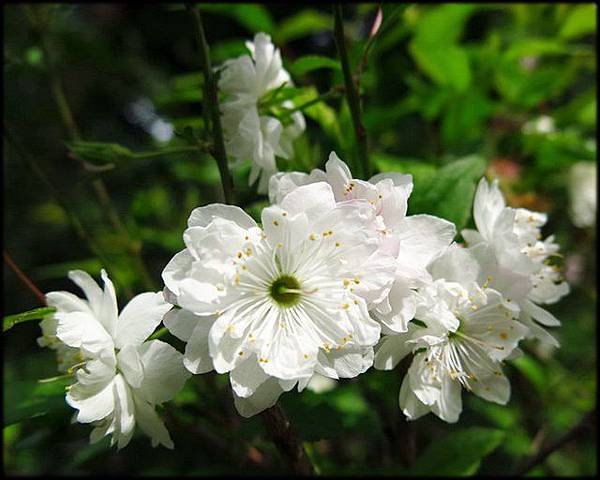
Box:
[3,378,71,426]
[3,307,56,332]
[289,55,340,77]
[409,427,505,476]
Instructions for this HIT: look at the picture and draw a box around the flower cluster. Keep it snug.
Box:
[37,31,570,450]
[218,33,305,193]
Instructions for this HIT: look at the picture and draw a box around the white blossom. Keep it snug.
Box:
[374,245,528,423]
[568,161,596,228]
[219,33,305,193]
[462,178,569,346]
[43,270,190,449]
[162,182,397,417]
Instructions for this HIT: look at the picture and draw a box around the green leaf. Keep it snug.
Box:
[559,4,597,40]
[413,4,477,44]
[198,4,274,34]
[409,155,486,230]
[409,427,505,475]
[3,378,71,426]
[3,307,56,332]
[293,87,342,145]
[289,55,341,77]
[274,9,332,44]
[410,40,472,92]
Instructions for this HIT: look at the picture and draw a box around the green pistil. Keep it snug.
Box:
[269,275,302,308]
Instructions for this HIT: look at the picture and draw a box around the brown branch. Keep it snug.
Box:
[3,250,46,304]
[260,403,315,475]
[514,409,596,475]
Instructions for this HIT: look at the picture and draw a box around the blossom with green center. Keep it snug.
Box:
[162,182,398,416]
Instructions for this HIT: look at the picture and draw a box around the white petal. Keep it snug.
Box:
[67,376,115,424]
[374,334,413,370]
[473,177,506,241]
[183,316,216,374]
[55,311,114,356]
[324,151,353,198]
[115,292,172,348]
[112,373,136,450]
[399,374,430,421]
[233,377,285,418]
[374,279,416,334]
[132,393,174,449]
[279,182,337,220]
[262,205,309,252]
[431,372,462,423]
[317,346,373,378]
[116,344,144,388]
[396,215,456,270]
[469,371,510,405]
[230,355,270,398]
[161,249,194,298]
[520,299,561,327]
[97,270,119,338]
[429,244,481,285]
[46,291,91,314]
[68,270,103,314]
[135,340,191,404]
[162,308,202,342]
[188,203,257,229]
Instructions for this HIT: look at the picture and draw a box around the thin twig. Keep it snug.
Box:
[333,4,371,180]
[260,404,315,476]
[187,4,234,204]
[3,250,46,304]
[514,409,596,475]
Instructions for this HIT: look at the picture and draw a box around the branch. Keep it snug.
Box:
[260,404,315,475]
[514,409,596,475]
[187,4,234,205]
[333,4,371,180]
[3,250,46,304]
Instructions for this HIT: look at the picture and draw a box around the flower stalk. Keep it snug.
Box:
[187,4,234,205]
[333,4,371,180]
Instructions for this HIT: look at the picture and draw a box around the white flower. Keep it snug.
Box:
[219,33,305,193]
[522,115,555,135]
[162,182,397,416]
[568,161,596,228]
[462,178,569,346]
[374,246,528,423]
[45,270,190,449]
[270,152,456,334]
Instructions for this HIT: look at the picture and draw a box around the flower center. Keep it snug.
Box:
[269,275,302,307]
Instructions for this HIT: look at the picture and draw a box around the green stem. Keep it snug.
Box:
[333,4,371,180]
[24,5,155,293]
[187,4,234,205]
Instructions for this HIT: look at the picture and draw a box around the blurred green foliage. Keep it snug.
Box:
[3,3,596,476]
